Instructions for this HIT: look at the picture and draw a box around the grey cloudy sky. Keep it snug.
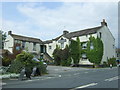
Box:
[1,1,118,47]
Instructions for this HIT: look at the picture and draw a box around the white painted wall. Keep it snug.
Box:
[4,35,14,53]
[4,34,41,56]
[45,36,70,57]
[97,26,116,63]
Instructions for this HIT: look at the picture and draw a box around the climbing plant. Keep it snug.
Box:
[87,36,104,67]
[69,37,81,65]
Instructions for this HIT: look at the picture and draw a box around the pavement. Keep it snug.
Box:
[1,65,120,89]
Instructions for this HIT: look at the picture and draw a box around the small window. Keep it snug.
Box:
[61,43,64,48]
[82,53,87,59]
[113,45,114,49]
[82,42,87,49]
[90,42,94,50]
[33,43,36,51]
[16,46,20,50]
[49,46,52,49]
[99,32,102,38]
[22,41,26,49]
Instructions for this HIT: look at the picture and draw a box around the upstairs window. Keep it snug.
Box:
[16,46,20,50]
[113,44,115,49]
[49,46,52,49]
[33,43,36,51]
[90,42,94,50]
[22,41,25,49]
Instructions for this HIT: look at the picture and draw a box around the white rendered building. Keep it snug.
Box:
[44,19,116,65]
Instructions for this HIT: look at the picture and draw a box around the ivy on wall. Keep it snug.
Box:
[87,36,104,65]
[69,37,82,64]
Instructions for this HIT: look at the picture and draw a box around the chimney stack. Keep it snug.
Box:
[101,19,107,26]
[8,31,12,35]
[63,30,69,35]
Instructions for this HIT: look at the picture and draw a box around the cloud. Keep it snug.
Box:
[2,2,118,47]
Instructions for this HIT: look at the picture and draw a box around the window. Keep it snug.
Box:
[99,32,102,38]
[33,43,36,51]
[49,46,52,49]
[82,42,87,49]
[82,53,87,59]
[61,43,64,48]
[90,42,94,50]
[113,45,115,49]
[16,46,20,50]
[22,41,25,49]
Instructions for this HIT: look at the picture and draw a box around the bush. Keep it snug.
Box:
[103,61,109,67]
[107,58,116,66]
[36,61,47,74]
[2,57,12,66]
[7,60,24,74]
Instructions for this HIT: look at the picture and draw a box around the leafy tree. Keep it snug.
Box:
[7,59,24,74]
[87,36,103,67]
[76,37,82,59]
[0,30,6,49]
[108,58,116,66]
[53,45,61,65]
[69,38,81,65]
[16,51,34,67]
[60,45,70,66]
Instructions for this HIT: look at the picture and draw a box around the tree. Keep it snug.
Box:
[53,45,61,65]
[12,43,22,59]
[76,37,82,59]
[0,30,6,49]
[16,51,34,68]
[69,38,81,65]
[60,45,70,66]
[87,36,104,67]
[108,58,116,66]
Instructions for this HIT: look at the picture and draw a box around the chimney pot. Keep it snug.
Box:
[63,30,69,35]
[101,19,107,26]
[8,31,12,35]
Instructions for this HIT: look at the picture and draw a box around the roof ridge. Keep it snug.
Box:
[11,34,42,41]
[69,26,102,34]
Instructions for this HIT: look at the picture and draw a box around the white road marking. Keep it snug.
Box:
[74,73,79,75]
[75,83,98,89]
[105,76,119,82]
[59,75,61,77]
[2,83,7,85]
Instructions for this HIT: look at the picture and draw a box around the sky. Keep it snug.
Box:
[1,1,118,47]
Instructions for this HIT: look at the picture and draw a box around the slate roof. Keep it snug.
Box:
[44,40,53,44]
[44,26,102,44]
[11,34,43,44]
[64,26,102,39]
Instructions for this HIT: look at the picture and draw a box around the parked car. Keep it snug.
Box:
[116,60,120,67]
[32,58,47,68]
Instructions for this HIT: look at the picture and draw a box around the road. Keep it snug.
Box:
[2,65,120,89]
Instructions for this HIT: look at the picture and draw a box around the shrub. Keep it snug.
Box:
[36,61,47,74]
[108,58,116,66]
[8,60,24,74]
[103,61,109,67]
[2,57,12,66]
